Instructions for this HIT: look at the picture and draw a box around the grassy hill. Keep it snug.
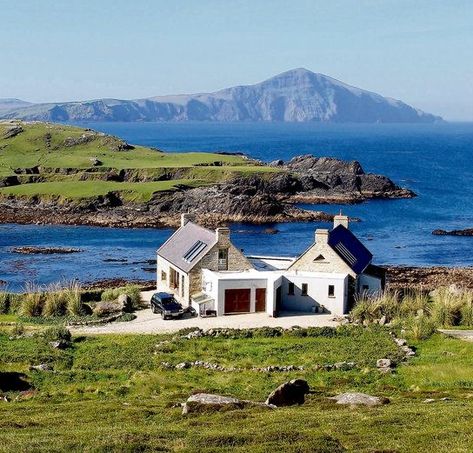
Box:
[1,323,473,451]
[0,121,276,203]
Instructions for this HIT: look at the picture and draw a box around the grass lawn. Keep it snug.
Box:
[1,326,473,451]
[0,121,277,201]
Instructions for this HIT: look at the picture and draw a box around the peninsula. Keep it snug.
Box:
[0,120,415,228]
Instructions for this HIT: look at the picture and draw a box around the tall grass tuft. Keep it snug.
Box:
[43,283,68,317]
[406,313,436,340]
[430,287,463,327]
[21,283,44,317]
[64,281,83,316]
[0,291,9,314]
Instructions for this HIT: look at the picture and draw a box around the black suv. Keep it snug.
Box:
[150,292,184,319]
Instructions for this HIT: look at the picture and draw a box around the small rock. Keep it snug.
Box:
[49,340,69,350]
[333,361,356,371]
[394,338,407,346]
[376,359,392,369]
[30,363,53,372]
[265,379,310,407]
[423,398,436,403]
[89,157,102,166]
[330,392,390,407]
[175,362,191,370]
[379,315,387,326]
[182,393,271,415]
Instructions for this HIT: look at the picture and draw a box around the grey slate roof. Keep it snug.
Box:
[157,222,217,273]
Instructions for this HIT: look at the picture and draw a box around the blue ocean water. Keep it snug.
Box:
[1,122,472,290]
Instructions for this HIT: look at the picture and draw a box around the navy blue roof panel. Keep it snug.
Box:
[328,225,372,274]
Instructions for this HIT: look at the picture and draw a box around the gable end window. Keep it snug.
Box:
[328,285,335,297]
[218,248,228,270]
[161,271,167,282]
[288,282,295,295]
[301,283,308,296]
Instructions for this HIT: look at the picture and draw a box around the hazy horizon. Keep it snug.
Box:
[1,0,472,120]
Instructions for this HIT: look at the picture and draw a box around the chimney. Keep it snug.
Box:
[315,229,329,244]
[333,214,349,230]
[216,227,230,243]
[180,213,195,227]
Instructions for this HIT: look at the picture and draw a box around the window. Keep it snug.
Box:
[183,240,207,263]
[161,271,167,282]
[288,282,295,295]
[328,285,335,297]
[314,254,325,261]
[181,275,185,297]
[218,248,228,270]
[301,283,308,296]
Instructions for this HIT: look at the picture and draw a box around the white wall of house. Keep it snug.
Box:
[280,272,348,315]
[358,273,383,295]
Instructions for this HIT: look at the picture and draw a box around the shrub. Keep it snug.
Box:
[0,292,9,314]
[460,295,473,326]
[399,291,429,318]
[116,313,137,322]
[64,282,83,316]
[43,284,68,317]
[253,326,283,338]
[101,285,142,311]
[21,284,44,317]
[430,287,462,327]
[406,314,436,340]
[42,325,72,343]
[305,326,338,338]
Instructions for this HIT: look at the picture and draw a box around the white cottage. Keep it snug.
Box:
[156,214,384,317]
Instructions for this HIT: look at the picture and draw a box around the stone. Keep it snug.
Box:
[394,338,407,346]
[376,359,392,369]
[423,398,436,403]
[89,157,102,166]
[175,362,191,370]
[30,363,53,372]
[182,393,271,415]
[265,379,310,407]
[330,392,390,407]
[117,294,131,311]
[333,361,356,371]
[49,340,69,350]
[379,315,387,326]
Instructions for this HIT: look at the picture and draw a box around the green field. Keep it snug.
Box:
[1,324,473,452]
[0,121,277,202]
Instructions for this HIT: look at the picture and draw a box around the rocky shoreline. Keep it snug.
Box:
[432,228,473,237]
[0,155,415,229]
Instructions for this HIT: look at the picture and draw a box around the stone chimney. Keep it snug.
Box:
[315,229,329,244]
[181,213,195,227]
[333,214,349,230]
[216,227,230,244]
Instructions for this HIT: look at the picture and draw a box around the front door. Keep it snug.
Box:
[224,289,251,313]
[255,288,266,312]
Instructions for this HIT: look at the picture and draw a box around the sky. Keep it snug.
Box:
[0,0,472,120]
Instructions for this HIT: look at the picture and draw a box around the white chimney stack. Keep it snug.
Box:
[315,229,329,244]
[333,214,349,230]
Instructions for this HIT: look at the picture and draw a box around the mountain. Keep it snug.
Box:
[0,69,442,123]
[0,98,32,113]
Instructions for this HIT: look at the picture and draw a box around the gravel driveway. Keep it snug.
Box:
[71,291,340,335]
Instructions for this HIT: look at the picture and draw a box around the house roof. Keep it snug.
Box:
[328,225,372,274]
[157,221,217,273]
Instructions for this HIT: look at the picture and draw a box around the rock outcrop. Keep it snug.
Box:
[265,379,310,406]
[329,392,390,407]
[432,228,473,236]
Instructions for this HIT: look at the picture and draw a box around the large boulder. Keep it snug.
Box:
[330,392,390,407]
[182,393,271,415]
[265,379,310,407]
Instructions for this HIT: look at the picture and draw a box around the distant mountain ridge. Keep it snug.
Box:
[0,68,442,123]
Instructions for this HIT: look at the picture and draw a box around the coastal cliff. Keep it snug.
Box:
[0,121,415,228]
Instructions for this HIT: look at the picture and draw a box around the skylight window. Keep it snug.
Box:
[183,240,207,263]
[334,242,357,266]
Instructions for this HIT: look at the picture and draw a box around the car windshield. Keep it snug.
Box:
[162,298,180,309]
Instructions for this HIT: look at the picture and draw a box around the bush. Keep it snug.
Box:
[43,285,68,317]
[116,313,137,322]
[101,285,143,311]
[305,326,338,338]
[21,284,44,317]
[406,314,436,340]
[460,295,473,326]
[430,287,462,327]
[42,325,72,343]
[8,293,23,314]
[64,282,83,316]
[253,326,283,338]
[0,292,9,314]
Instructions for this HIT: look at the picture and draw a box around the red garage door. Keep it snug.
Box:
[225,289,251,313]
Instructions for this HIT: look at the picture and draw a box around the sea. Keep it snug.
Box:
[1,122,472,291]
